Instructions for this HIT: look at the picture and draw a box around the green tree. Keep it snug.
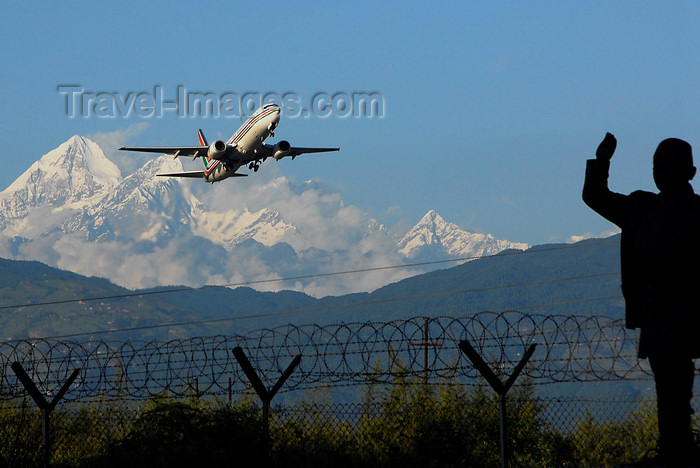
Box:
[570,401,658,467]
[95,400,266,468]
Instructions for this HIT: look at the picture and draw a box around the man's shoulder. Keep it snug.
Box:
[626,190,700,207]
[628,190,657,201]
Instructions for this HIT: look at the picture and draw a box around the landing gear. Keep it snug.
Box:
[249,160,260,172]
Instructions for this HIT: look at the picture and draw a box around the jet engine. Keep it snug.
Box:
[272,140,291,160]
[207,140,227,160]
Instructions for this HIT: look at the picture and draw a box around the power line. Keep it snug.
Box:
[23,271,621,341]
[0,238,620,312]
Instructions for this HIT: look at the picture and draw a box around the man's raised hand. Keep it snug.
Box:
[596,132,617,161]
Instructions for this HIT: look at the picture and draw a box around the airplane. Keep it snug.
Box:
[119,103,339,183]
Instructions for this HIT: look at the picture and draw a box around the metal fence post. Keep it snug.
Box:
[11,362,80,468]
[458,340,537,468]
[232,346,301,459]
[409,317,443,385]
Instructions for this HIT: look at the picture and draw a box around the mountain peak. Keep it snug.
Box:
[398,210,528,260]
[1,135,122,212]
[416,209,446,230]
[0,138,529,296]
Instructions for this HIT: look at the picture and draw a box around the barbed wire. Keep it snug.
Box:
[0,311,645,402]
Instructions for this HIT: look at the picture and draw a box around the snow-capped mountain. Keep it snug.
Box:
[398,210,529,262]
[0,136,121,223]
[191,207,298,250]
[0,136,528,296]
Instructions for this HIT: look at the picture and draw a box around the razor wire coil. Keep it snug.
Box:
[0,311,646,402]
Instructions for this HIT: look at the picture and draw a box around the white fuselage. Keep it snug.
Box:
[120,102,337,183]
[203,104,281,182]
[227,104,281,152]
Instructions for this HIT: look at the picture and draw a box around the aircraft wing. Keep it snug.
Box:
[156,171,248,179]
[156,170,206,178]
[272,146,340,160]
[288,146,340,157]
[120,146,210,158]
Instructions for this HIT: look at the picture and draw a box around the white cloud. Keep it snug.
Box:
[87,123,150,175]
[0,136,429,298]
[567,227,620,244]
[180,176,415,296]
[51,233,231,289]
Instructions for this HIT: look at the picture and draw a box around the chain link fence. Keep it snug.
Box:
[1,312,697,467]
[1,393,690,467]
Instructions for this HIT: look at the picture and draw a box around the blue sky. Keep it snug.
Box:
[2,1,700,245]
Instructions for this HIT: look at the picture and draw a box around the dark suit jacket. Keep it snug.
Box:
[583,159,700,358]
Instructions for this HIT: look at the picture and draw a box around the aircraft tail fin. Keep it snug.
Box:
[198,129,208,147]
[198,129,214,170]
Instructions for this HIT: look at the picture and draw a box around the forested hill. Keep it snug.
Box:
[0,236,622,341]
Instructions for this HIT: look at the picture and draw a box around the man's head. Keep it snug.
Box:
[653,138,696,193]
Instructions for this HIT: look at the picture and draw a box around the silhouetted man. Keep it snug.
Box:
[583,133,699,466]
